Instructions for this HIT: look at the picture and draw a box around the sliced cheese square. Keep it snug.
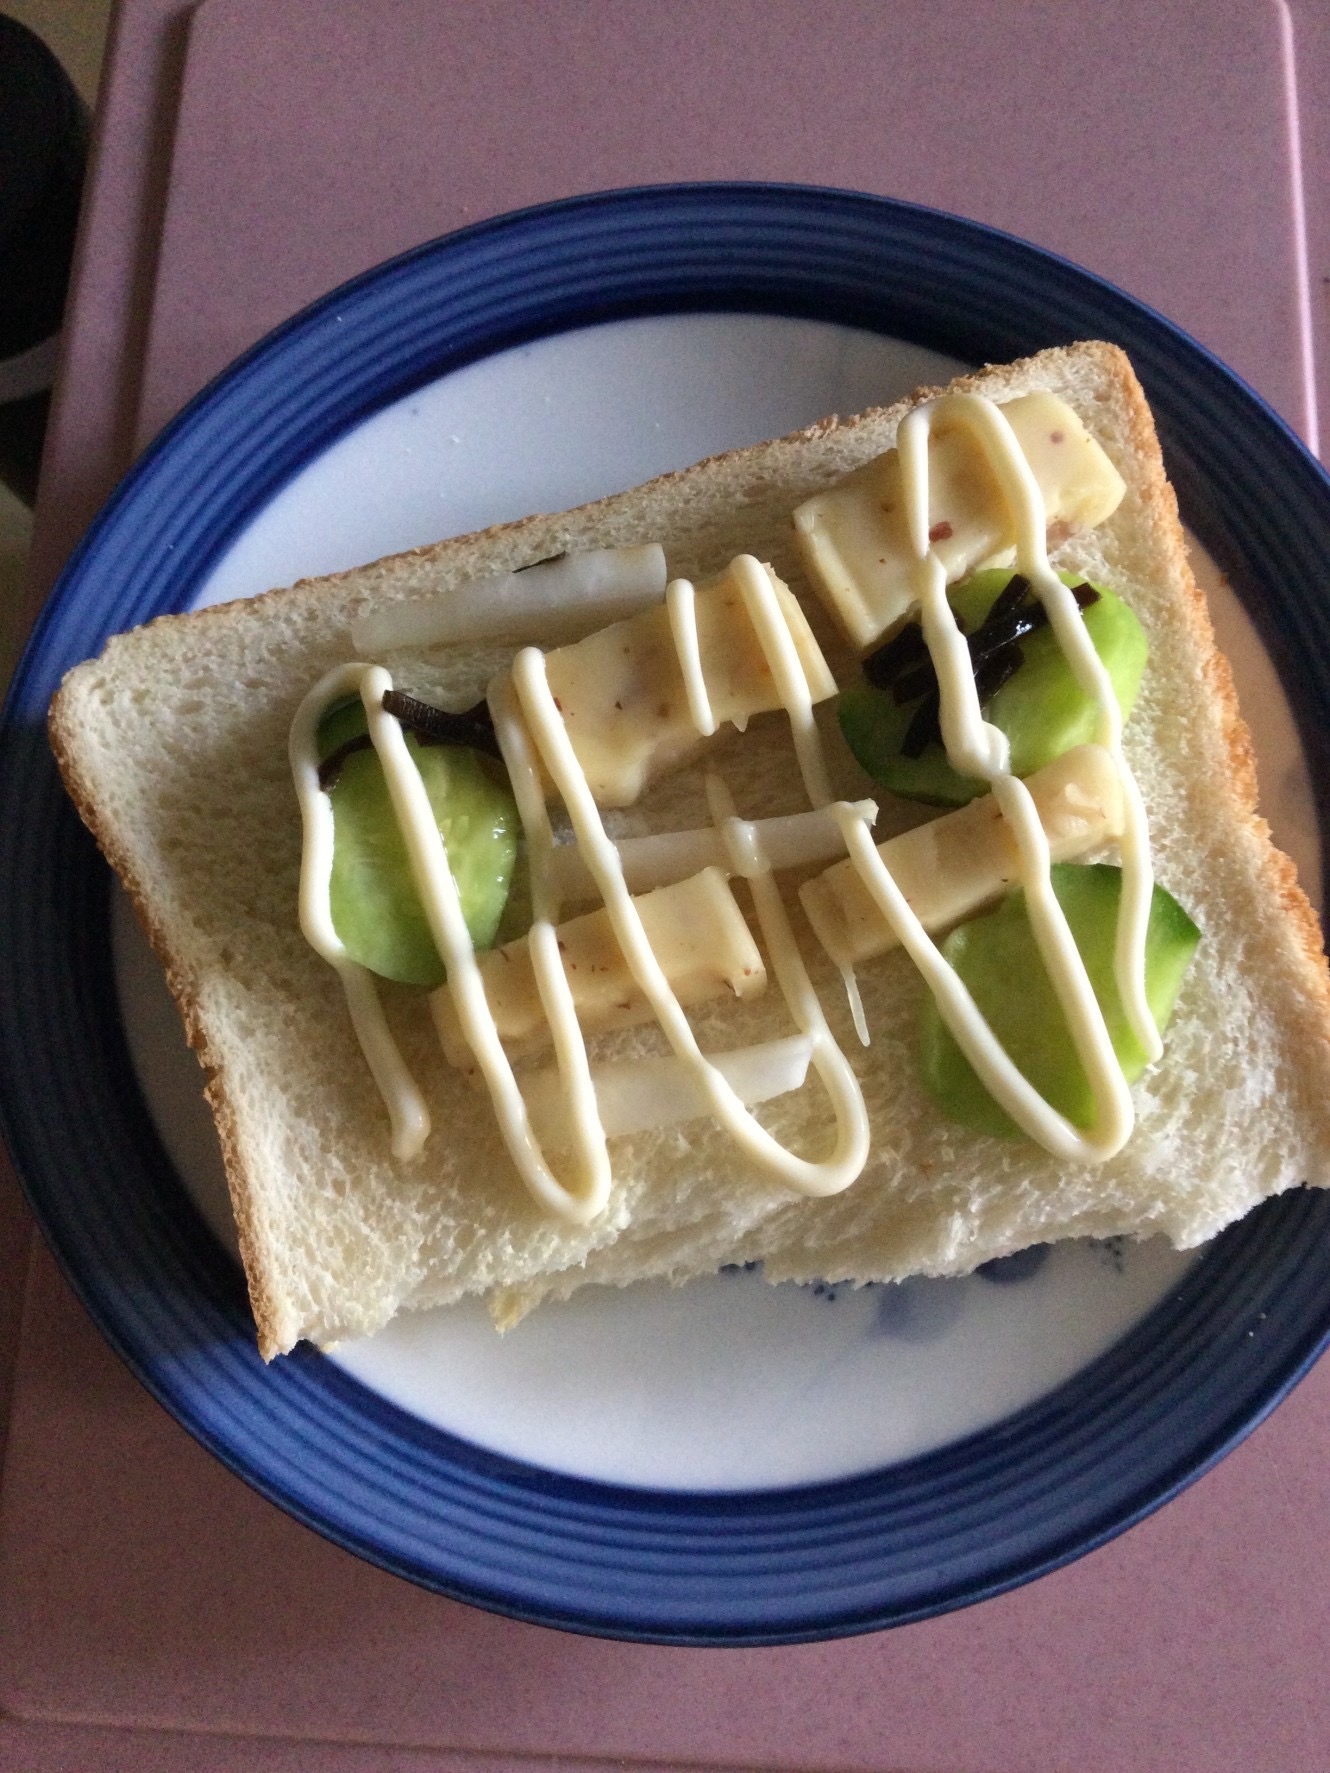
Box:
[504,556,836,808]
[793,392,1126,649]
[433,865,766,1066]
[799,744,1125,968]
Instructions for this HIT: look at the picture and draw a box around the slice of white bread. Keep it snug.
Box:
[49,341,1330,1356]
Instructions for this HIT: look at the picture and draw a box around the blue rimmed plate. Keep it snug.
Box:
[3,184,1330,1644]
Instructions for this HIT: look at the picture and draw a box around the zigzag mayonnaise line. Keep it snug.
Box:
[485,667,614,1218]
[293,663,611,1220]
[290,663,430,1161]
[726,555,835,808]
[822,392,1154,1160]
[665,577,716,737]
[903,395,1159,1061]
[503,554,870,1196]
[510,643,871,1197]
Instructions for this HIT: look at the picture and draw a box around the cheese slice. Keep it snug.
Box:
[792,392,1126,649]
[498,556,837,808]
[432,865,766,1066]
[799,744,1125,968]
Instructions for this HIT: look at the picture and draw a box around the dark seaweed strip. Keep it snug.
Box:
[888,581,1099,705]
[380,689,501,758]
[900,686,942,758]
[862,619,931,689]
[317,692,501,788]
[983,572,1034,627]
[317,732,374,789]
[972,644,1024,705]
[888,579,1099,757]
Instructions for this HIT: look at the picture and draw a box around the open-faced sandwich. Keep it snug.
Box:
[49,341,1330,1358]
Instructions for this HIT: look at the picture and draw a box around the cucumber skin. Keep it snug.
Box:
[838,570,1149,807]
[919,863,1201,1139]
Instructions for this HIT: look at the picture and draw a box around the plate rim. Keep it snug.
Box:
[4,180,1330,1644]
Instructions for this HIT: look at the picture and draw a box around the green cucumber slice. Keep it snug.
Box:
[838,569,1148,806]
[919,862,1200,1137]
[318,702,518,988]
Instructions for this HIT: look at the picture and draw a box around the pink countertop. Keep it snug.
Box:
[4,3,1330,1768]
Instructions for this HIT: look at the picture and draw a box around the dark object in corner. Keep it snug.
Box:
[0,15,89,505]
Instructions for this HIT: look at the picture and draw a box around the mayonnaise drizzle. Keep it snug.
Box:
[510,644,870,1196]
[672,555,869,1046]
[290,664,430,1161]
[485,669,611,1211]
[733,555,835,808]
[665,577,716,737]
[359,664,611,1224]
[292,662,609,1220]
[841,392,1159,1160]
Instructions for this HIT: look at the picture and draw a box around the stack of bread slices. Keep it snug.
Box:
[49,341,1330,1358]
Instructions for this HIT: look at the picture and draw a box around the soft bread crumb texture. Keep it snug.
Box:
[49,341,1330,1356]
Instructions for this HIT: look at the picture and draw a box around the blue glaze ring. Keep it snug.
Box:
[3,184,1330,1644]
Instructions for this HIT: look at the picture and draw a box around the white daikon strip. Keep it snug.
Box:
[350,545,667,653]
[545,799,878,901]
[521,1035,814,1149]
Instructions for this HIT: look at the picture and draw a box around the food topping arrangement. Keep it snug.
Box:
[292,385,1194,1215]
[50,342,1330,1356]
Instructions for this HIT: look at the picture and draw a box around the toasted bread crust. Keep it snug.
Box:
[1096,343,1330,1041]
[48,696,288,1355]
